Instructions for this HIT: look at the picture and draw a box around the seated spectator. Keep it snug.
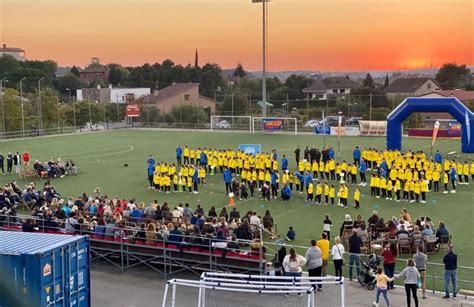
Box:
[400,208,412,223]
[229,207,240,221]
[286,226,296,241]
[421,224,433,237]
[130,204,144,222]
[226,235,240,252]
[168,224,183,245]
[219,207,229,222]
[65,211,78,234]
[262,210,274,232]
[353,214,364,229]
[134,223,146,243]
[182,203,193,223]
[357,223,368,242]
[367,210,379,229]
[235,220,252,241]
[171,207,182,219]
[22,219,37,232]
[435,221,450,244]
[23,188,37,209]
[249,211,261,229]
[212,229,227,249]
[340,214,353,237]
[145,223,157,244]
[396,224,409,239]
[208,206,217,218]
[387,220,397,239]
[93,218,107,238]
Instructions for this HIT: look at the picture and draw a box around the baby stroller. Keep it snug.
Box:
[358,254,382,290]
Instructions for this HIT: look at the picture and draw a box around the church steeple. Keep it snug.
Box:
[194,49,199,68]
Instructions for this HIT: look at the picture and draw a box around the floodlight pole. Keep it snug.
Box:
[262,0,267,117]
[253,0,270,117]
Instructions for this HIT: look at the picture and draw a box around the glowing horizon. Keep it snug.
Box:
[1,0,472,71]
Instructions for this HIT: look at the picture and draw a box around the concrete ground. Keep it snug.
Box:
[91,265,469,307]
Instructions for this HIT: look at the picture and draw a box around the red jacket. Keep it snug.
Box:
[22,152,30,162]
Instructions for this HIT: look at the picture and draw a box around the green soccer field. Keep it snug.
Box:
[1,129,473,268]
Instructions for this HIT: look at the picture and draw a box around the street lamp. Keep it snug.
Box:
[0,78,8,137]
[19,77,26,137]
[38,77,44,133]
[66,88,76,128]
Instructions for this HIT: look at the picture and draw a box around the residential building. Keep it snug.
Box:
[142,83,215,113]
[79,58,110,84]
[0,44,26,61]
[418,89,474,125]
[384,77,440,98]
[302,76,361,100]
[76,87,151,103]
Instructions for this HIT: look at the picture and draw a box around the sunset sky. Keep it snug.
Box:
[0,0,472,71]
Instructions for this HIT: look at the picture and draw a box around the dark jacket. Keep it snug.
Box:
[443,251,457,270]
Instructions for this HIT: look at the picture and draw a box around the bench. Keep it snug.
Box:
[447,151,458,159]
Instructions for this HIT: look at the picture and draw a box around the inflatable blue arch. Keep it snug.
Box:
[387,97,474,153]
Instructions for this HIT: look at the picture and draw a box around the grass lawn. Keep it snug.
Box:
[1,129,473,271]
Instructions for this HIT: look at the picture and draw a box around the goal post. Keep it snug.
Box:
[210,116,252,132]
[252,117,298,135]
[161,273,345,307]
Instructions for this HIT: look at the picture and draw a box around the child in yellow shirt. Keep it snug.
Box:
[354,188,360,209]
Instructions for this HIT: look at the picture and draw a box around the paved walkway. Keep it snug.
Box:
[91,265,470,307]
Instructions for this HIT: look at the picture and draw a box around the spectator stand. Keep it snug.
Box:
[0,214,265,279]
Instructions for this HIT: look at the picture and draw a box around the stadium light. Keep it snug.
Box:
[252,0,271,117]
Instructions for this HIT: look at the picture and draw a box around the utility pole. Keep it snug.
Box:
[369,92,373,121]
[286,92,289,116]
[0,78,7,138]
[231,93,234,129]
[38,77,44,133]
[19,77,26,137]
[306,94,309,120]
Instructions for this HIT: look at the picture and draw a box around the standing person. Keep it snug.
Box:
[348,229,362,281]
[147,163,155,189]
[14,152,21,174]
[317,232,330,276]
[281,154,288,171]
[359,159,367,186]
[354,187,361,209]
[331,236,345,278]
[413,246,428,299]
[0,153,4,174]
[22,150,30,169]
[323,214,332,239]
[353,146,361,166]
[294,146,301,165]
[381,242,398,290]
[443,244,457,299]
[374,267,394,307]
[282,248,307,298]
[449,165,457,193]
[395,259,420,307]
[6,152,13,174]
[176,145,183,166]
[223,167,232,194]
[305,240,323,291]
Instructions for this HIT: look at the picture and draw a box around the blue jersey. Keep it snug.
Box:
[200,152,207,164]
[281,157,288,170]
[281,185,291,198]
[449,168,457,180]
[359,160,366,173]
[147,165,155,176]
[353,149,361,159]
[223,170,232,183]
[176,147,183,157]
[434,152,442,163]
[271,172,278,185]
[329,149,335,159]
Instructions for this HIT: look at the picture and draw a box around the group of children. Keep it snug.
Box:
[146,145,473,209]
[147,157,207,194]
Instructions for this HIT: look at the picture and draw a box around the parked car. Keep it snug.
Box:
[321,116,345,127]
[304,119,320,128]
[217,120,231,129]
[346,117,362,126]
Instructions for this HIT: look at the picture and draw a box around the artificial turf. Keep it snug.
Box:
[1,129,473,271]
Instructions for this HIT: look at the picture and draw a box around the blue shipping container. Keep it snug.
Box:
[0,232,90,307]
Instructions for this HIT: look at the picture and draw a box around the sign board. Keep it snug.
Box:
[126,104,140,117]
[315,125,330,135]
[262,118,283,131]
[330,126,361,136]
[239,144,262,155]
[447,121,461,137]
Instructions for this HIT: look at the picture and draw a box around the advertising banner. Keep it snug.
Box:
[447,121,461,137]
[315,125,330,135]
[126,104,140,117]
[330,127,360,136]
[262,118,283,131]
[239,144,262,155]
